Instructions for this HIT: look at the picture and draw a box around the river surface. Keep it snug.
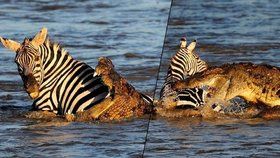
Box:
[0,0,170,157]
[0,0,279,157]
[148,0,280,157]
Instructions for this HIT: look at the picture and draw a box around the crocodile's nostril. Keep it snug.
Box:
[211,104,217,109]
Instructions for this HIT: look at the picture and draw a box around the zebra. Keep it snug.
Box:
[160,37,208,108]
[0,28,114,115]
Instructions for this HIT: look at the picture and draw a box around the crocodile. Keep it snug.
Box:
[173,62,280,119]
[75,57,153,121]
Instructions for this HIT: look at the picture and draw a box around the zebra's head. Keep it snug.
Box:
[0,28,48,99]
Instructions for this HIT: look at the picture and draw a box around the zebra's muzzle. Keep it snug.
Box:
[29,91,39,99]
[23,74,40,99]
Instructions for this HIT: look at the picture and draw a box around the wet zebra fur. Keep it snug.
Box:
[160,37,208,108]
[167,39,207,82]
[36,43,109,113]
[176,87,206,108]
[35,43,110,114]
[1,28,112,115]
[140,93,154,105]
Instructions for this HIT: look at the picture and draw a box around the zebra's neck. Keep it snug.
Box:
[32,40,110,114]
[38,42,75,88]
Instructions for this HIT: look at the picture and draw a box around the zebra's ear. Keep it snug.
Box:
[0,37,21,52]
[180,37,187,48]
[187,40,196,51]
[31,27,48,49]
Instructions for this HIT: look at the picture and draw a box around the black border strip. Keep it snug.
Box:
[141,0,174,157]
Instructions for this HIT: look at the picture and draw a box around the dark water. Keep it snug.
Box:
[148,0,280,157]
[0,0,170,157]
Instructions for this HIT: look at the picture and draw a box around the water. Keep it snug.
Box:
[0,0,279,157]
[0,0,170,157]
[145,117,280,157]
[147,0,280,157]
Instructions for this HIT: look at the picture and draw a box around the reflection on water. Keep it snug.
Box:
[148,0,280,157]
[0,0,170,157]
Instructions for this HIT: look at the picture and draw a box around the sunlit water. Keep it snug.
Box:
[148,0,280,157]
[0,0,170,157]
[1,0,279,157]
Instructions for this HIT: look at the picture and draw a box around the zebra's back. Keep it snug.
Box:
[34,58,110,115]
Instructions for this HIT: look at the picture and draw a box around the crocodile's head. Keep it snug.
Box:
[94,57,114,77]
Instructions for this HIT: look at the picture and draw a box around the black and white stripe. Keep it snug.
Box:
[168,39,207,82]
[176,87,206,108]
[16,38,110,115]
[160,37,207,108]
[140,93,154,105]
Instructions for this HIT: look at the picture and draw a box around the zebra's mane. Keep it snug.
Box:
[26,36,69,57]
[44,36,68,54]
[44,36,72,57]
